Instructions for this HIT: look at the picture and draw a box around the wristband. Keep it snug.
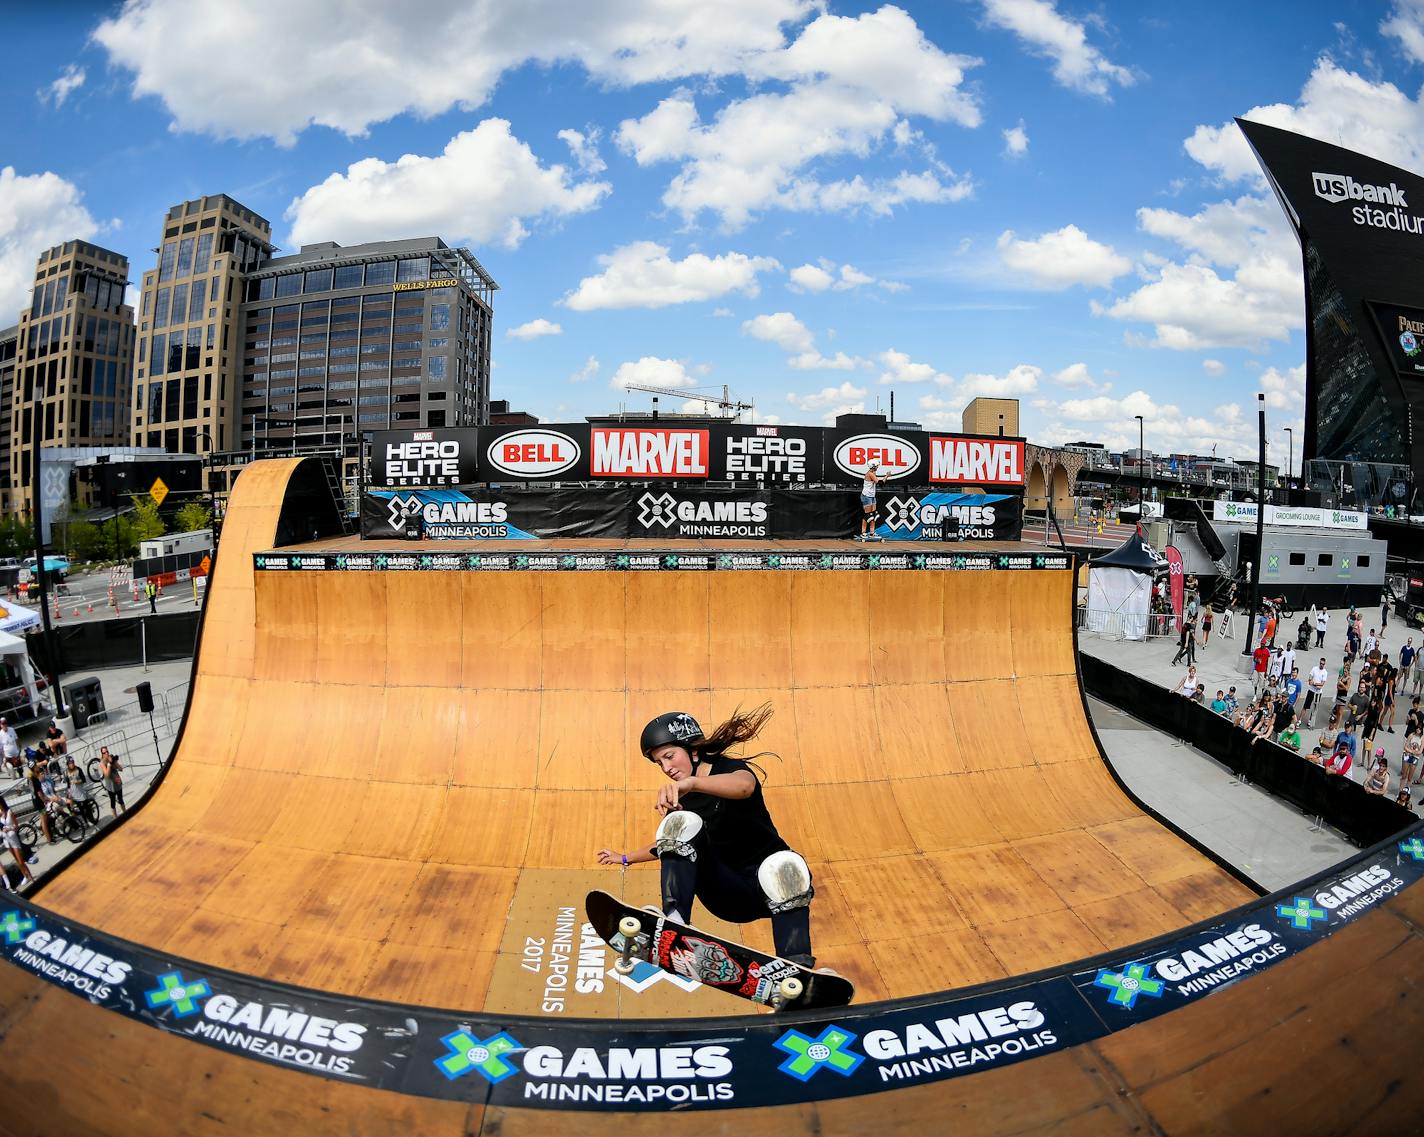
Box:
[622,853,628,867]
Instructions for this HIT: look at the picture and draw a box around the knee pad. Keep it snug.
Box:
[654,810,703,861]
[758,850,814,913]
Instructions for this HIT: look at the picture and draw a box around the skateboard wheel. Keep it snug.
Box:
[618,915,641,937]
[779,976,804,1001]
[615,956,636,975]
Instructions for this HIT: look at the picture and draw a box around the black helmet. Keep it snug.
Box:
[640,712,704,758]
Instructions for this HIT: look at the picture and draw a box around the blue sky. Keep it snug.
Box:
[8,1,1424,471]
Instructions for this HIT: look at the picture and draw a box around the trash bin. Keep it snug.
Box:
[62,677,104,732]
[54,714,76,740]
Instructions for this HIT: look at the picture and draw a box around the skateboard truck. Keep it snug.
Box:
[770,974,803,1011]
[614,915,643,975]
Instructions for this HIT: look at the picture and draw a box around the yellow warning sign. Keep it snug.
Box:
[149,478,169,506]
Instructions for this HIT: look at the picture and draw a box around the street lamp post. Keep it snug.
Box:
[1284,426,1293,499]
[1134,414,1145,519]
[198,426,218,533]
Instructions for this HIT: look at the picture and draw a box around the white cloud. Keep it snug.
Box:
[981,0,1134,97]
[1099,193,1302,350]
[1261,363,1306,411]
[610,356,700,391]
[788,258,899,293]
[711,307,735,317]
[877,348,950,386]
[958,363,1041,398]
[743,311,864,371]
[285,119,608,250]
[1186,58,1424,183]
[997,225,1131,289]
[40,64,85,108]
[617,6,980,226]
[557,127,606,174]
[1384,1,1424,63]
[563,241,779,311]
[507,318,562,340]
[1030,387,1274,461]
[569,355,599,382]
[743,311,815,354]
[95,0,814,144]
[1202,359,1226,376]
[1052,362,1105,390]
[1002,120,1029,156]
[0,168,102,317]
[786,381,867,420]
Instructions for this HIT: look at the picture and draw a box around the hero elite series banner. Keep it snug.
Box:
[365,424,1025,542]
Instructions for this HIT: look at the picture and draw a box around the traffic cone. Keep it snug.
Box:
[87,602,94,614]
[52,597,60,620]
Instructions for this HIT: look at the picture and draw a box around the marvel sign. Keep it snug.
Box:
[487,429,582,478]
[929,438,1025,486]
[591,429,709,478]
[832,434,921,481]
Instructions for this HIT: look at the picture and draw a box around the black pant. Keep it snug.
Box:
[1316,630,1325,647]
[659,826,811,962]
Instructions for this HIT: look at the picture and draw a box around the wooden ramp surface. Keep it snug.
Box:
[31,460,1252,1019]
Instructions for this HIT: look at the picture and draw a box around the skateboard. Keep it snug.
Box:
[585,890,854,1011]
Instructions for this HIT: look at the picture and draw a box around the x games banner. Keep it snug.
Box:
[361,486,1022,542]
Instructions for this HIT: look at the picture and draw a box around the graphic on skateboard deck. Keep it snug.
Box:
[585,890,854,1011]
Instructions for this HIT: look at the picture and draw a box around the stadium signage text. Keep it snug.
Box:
[487,430,582,478]
[592,429,709,478]
[832,434,920,481]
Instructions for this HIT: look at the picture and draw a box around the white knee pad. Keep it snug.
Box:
[758,850,814,913]
[654,810,703,860]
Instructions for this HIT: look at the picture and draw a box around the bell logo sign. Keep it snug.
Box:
[833,435,920,481]
[930,438,1025,486]
[487,430,581,477]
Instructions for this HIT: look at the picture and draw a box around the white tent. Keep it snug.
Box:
[0,600,41,635]
[0,627,44,718]
[1085,529,1165,641]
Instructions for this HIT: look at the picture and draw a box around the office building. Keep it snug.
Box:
[238,238,495,456]
[131,195,273,462]
[9,241,135,514]
[961,397,1018,437]
[0,327,15,513]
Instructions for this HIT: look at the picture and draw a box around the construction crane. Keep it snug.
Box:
[622,382,753,420]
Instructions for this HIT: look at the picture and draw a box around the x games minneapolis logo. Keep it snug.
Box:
[435,1029,521,1082]
[1092,962,1164,1010]
[386,495,422,531]
[637,492,678,529]
[882,496,920,532]
[144,970,212,1018]
[773,1025,864,1082]
[1275,896,1328,931]
[0,910,34,944]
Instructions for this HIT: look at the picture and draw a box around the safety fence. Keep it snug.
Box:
[1082,654,1412,847]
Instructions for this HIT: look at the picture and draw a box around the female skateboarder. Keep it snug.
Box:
[857,460,881,540]
[596,705,817,967]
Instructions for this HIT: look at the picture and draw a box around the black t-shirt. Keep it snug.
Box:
[1273,703,1294,734]
[676,756,788,870]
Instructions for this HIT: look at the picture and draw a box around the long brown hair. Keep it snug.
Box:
[694,702,779,779]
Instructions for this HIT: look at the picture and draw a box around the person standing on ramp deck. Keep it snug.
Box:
[596,705,818,968]
[857,461,881,541]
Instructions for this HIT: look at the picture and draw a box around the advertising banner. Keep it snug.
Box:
[630,486,774,540]
[1212,500,1368,530]
[362,488,628,540]
[872,492,1023,542]
[1366,300,1424,378]
[369,428,480,487]
[4,826,1422,1111]
[709,424,824,484]
[589,426,710,479]
[479,425,591,481]
[1165,545,1184,632]
[821,429,929,486]
[927,436,1026,487]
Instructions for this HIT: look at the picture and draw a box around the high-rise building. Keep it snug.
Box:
[131,195,273,463]
[961,397,1019,437]
[238,238,496,455]
[0,326,16,514]
[9,241,135,514]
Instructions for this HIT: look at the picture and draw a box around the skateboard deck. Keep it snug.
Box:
[585,890,854,1011]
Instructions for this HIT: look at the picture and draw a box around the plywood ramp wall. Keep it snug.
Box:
[37,460,1253,1019]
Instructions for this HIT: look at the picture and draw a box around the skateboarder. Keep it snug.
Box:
[597,706,818,968]
[856,461,881,540]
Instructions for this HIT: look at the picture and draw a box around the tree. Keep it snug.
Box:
[174,502,213,532]
[132,497,165,543]
[0,517,31,559]
[67,520,106,563]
